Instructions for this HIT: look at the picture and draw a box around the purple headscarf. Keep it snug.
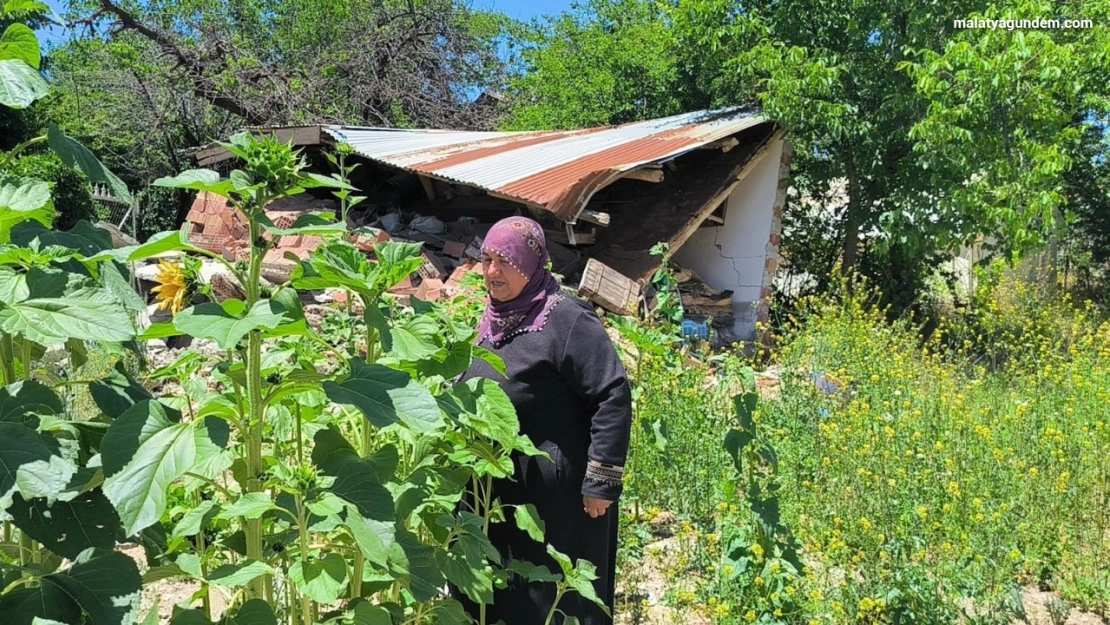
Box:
[477,216,564,347]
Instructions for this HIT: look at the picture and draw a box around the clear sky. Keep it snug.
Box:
[471,0,574,21]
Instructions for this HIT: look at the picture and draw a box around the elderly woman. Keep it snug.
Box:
[458,216,632,624]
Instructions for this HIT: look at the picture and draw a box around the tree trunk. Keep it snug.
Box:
[842,159,863,274]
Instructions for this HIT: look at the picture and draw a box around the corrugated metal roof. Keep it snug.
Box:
[324,107,768,221]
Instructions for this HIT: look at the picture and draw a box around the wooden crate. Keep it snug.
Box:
[577,258,641,315]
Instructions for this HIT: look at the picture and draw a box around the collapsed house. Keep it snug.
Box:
[186,107,792,344]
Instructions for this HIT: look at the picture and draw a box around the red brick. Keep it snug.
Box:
[417,251,448,280]
[415,278,445,301]
[769,233,781,246]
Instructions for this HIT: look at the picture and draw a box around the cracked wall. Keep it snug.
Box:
[672,139,786,341]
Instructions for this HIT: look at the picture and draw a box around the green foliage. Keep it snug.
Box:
[502,0,696,130]
[5,151,97,231]
[664,0,1110,312]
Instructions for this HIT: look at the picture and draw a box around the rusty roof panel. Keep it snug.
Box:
[324,107,768,221]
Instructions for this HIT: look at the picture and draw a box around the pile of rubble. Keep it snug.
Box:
[148,191,736,330]
[182,191,491,304]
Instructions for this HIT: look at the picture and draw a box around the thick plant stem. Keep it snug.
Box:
[543,589,566,625]
[243,207,268,600]
[297,497,313,625]
[0,333,16,385]
[18,531,32,566]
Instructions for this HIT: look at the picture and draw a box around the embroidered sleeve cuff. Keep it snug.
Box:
[583,459,624,500]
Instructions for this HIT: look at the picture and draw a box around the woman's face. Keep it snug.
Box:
[480,251,529,302]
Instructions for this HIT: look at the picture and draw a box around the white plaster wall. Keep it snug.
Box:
[672,139,784,340]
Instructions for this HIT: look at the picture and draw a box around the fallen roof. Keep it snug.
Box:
[323,107,769,221]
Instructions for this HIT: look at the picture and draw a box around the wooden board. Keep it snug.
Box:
[577,258,641,315]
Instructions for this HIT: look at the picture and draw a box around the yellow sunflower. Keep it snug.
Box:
[151,259,189,314]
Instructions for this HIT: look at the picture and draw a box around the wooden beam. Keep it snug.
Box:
[622,168,665,183]
[578,209,610,227]
[702,137,740,153]
[546,227,596,246]
[418,176,438,201]
[705,214,725,225]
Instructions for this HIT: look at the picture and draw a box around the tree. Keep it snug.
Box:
[65,0,511,129]
[502,0,703,130]
[671,0,1110,286]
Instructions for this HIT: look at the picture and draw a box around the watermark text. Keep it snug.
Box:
[953,18,1093,29]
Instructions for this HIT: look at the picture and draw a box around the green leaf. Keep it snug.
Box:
[514,503,546,543]
[0,59,48,108]
[126,230,202,262]
[88,362,154,418]
[343,505,395,567]
[224,600,277,625]
[152,169,232,198]
[47,124,132,205]
[0,380,62,423]
[139,321,183,340]
[261,212,345,237]
[173,300,286,350]
[439,378,519,447]
[0,286,135,347]
[733,392,758,432]
[102,400,214,535]
[217,492,274,521]
[0,180,52,243]
[288,553,348,604]
[12,219,115,256]
[473,346,506,377]
[438,543,493,604]
[375,241,426,288]
[171,500,217,539]
[310,425,359,476]
[390,316,440,361]
[65,337,88,369]
[2,0,51,19]
[324,359,443,433]
[347,603,392,625]
[724,428,753,474]
[100,260,147,313]
[0,550,142,625]
[301,172,358,191]
[508,560,559,583]
[0,24,41,69]
[390,530,443,602]
[7,489,121,558]
[0,421,72,511]
[331,460,394,522]
[207,560,272,588]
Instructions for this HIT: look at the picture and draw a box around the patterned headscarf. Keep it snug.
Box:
[477,216,564,347]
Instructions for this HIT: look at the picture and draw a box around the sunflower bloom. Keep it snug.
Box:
[152,260,188,314]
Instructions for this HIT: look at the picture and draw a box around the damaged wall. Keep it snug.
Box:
[673,139,787,340]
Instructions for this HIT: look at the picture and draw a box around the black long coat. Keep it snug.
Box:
[458,295,633,625]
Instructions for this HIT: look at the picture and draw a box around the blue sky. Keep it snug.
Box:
[472,0,573,21]
[37,0,575,45]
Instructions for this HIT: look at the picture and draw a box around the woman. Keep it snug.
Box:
[458,216,632,624]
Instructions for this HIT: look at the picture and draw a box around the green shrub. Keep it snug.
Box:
[7,151,97,231]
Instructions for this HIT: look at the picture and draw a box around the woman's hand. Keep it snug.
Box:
[583,496,613,518]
